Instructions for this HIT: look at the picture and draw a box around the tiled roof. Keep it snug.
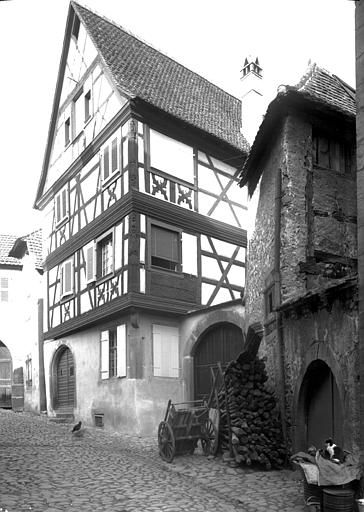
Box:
[295,63,355,117]
[1,230,43,270]
[240,63,356,193]
[72,2,249,153]
[0,234,22,267]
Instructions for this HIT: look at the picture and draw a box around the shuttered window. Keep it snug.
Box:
[152,325,179,378]
[0,276,9,302]
[61,258,74,297]
[100,325,127,379]
[85,242,96,283]
[96,232,113,279]
[55,186,69,225]
[151,225,181,272]
[101,137,119,182]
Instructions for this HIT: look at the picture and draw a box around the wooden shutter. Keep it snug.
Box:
[61,188,68,218]
[103,146,110,181]
[111,138,118,174]
[56,194,61,224]
[85,242,95,282]
[100,330,109,379]
[181,233,197,275]
[152,325,179,378]
[116,324,126,377]
[61,259,73,296]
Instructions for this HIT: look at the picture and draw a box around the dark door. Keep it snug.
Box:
[194,323,244,401]
[56,347,75,408]
[12,367,24,412]
[0,342,12,408]
[306,360,343,449]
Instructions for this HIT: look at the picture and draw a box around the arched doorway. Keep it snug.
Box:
[302,360,343,449]
[194,323,244,400]
[0,341,12,408]
[53,346,75,409]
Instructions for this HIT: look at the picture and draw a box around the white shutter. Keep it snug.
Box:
[152,326,162,377]
[153,325,179,378]
[61,259,73,296]
[100,330,109,379]
[182,233,197,275]
[85,242,96,283]
[116,324,126,377]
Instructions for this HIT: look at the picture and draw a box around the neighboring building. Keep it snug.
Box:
[34,2,250,434]
[355,0,364,460]
[0,231,44,413]
[240,63,358,453]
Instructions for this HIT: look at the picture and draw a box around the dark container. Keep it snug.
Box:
[323,488,355,512]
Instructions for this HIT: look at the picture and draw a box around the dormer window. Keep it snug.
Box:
[55,186,69,225]
[84,90,91,122]
[71,15,80,41]
[65,117,71,146]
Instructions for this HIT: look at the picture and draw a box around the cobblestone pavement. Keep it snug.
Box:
[0,409,306,512]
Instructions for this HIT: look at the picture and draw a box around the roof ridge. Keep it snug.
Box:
[71,1,241,103]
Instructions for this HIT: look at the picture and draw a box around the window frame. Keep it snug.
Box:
[100,324,127,380]
[0,276,9,302]
[55,185,69,226]
[60,257,74,298]
[148,220,182,273]
[100,136,120,186]
[95,228,114,281]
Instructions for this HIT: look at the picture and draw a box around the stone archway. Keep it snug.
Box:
[192,322,244,401]
[51,345,76,410]
[0,341,12,408]
[294,359,343,451]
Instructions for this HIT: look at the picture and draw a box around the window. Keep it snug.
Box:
[0,277,9,302]
[96,232,113,279]
[101,137,119,183]
[152,325,179,378]
[25,355,32,388]
[264,284,275,317]
[151,224,181,272]
[313,131,353,173]
[100,324,127,379]
[61,258,74,297]
[71,15,80,40]
[84,90,91,122]
[65,117,71,146]
[55,186,69,225]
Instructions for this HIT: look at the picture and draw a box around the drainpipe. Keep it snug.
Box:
[274,165,288,450]
[38,298,47,412]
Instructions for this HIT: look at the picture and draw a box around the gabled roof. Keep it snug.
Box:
[6,230,43,271]
[71,2,248,153]
[35,2,248,206]
[240,63,356,195]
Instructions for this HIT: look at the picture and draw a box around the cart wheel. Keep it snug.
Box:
[201,418,218,456]
[158,421,175,463]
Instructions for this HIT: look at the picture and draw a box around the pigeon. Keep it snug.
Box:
[71,421,82,433]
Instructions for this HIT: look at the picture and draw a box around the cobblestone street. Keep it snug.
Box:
[0,409,306,512]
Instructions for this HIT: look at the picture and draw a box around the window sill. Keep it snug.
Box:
[150,266,183,278]
[55,217,69,229]
[101,172,120,189]
[96,272,114,285]
[60,293,75,303]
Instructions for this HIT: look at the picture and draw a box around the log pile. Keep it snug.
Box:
[218,356,287,470]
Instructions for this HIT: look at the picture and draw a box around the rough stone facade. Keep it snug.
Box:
[245,83,358,453]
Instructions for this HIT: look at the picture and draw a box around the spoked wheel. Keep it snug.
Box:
[158,421,175,462]
[201,418,218,456]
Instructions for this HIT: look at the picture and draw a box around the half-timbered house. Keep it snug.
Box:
[34,2,250,433]
[0,231,43,413]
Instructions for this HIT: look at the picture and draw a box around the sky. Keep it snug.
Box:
[0,0,356,236]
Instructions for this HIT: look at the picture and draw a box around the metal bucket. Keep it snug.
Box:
[323,488,354,512]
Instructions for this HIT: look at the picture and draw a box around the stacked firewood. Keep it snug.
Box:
[218,357,287,470]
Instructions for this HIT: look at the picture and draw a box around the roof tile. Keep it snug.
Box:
[72,2,249,153]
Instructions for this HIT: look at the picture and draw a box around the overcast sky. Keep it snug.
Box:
[0,0,356,236]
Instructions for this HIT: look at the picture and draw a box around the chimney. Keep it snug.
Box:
[240,56,264,145]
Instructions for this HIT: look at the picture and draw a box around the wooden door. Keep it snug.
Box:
[12,367,24,412]
[194,323,244,401]
[306,361,343,449]
[0,343,12,408]
[56,347,75,408]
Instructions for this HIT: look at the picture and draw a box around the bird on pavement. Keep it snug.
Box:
[71,421,82,433]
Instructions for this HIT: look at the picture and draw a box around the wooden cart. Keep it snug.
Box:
[158,399,219,462]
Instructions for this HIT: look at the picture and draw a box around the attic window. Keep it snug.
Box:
[312,131,353,174]
[84,90,91,122]
[65,117,71,146]
[72,15,80,40]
